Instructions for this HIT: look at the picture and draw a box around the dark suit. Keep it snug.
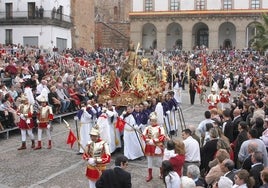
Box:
[224,170,236,184]
[241,155,253,172]
[250,163,264,188]
[96,167,131,188]
[223,119,234,143]
[232,116,242,141]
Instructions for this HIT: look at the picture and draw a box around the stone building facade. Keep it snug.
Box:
[71,0,95,51]
[129,0,268,51]
[71,0,131,51]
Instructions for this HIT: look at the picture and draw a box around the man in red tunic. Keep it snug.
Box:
[219,85,231,110]
[142,112,166,182]
[83,126,111,188]
[17,95,35,150]
[34,96,54,150]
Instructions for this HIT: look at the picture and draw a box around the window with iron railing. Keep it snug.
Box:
[145,0,153,11]
[170,0,180,11]
[196,0,205,10]
[223,0,232,10]
[251,0,260,9]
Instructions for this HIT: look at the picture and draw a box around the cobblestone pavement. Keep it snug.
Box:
[0,87,218,188]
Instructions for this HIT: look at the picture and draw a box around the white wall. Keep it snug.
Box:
[180,0,194,10]
[0,0,70,15]
[130,0,268,11]
[0,25,71,50]
[263,0,268,8]
[132,0,143,11]
[155,0,168,11]
[234,0,249,9]
[207,0,222,10]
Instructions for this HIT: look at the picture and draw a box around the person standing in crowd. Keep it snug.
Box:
[187,164,205,187]
[35,6,39,18]
[39,5,44,18]
[205,149,230,186]
[181,128,200,176]
[76,102,94,154]
[161,160,181,188]
[260,167,268,188]
[169,139,185,177]
[197,110,214,145]
[221,159,236,183]
[249,151,264,188]
[142,112,166,182]
[95,155,131,188]
[105,100,121,153]
[17,95,35,150]
[232,169,255,188]
[34,96,53,150]
[222,108,234,143]
[220,85,231,110]
[83,126,111,188]
[189,78,197,105]
[121,105,144,161]
[207,88,220,110]
[238,129,268,167]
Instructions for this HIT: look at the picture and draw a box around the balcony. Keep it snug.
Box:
[0,10,73,29]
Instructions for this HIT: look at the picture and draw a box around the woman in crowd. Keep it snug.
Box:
[169,139,185,177]
[232,169,255,188]
[162,160,181,188]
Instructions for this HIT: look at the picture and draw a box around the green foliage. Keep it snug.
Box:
[251,13,268,52]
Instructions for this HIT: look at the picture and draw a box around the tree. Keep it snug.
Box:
[251,13,268,53]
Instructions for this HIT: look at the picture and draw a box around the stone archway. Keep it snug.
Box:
[166,22,182,50]
[192,22,209,48]
[218,22,236,49]
[223,39,232,49]
[142,23,157,50]
[246,22,260,48]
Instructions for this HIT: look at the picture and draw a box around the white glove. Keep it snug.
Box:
[26,119,30,124]
[36,119,40,124]
[134,125,139,130]
[166,111,170,115]
[88,158,96,166]
[122,111,127,115]
[148,139,154,145]
[47,123,51,129]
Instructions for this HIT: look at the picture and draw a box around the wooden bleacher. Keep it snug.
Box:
[0,111,78,139]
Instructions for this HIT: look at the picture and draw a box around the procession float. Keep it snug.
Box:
[91,43,168,106]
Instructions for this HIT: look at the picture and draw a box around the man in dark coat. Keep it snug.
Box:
[96,155,132,188]
[250,151,264,188]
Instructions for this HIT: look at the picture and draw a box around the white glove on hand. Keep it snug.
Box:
[148,139,154,145]
[26,119,30,124]
[134,125,139,130]
[102,107,107,113]
[166,111,170,115]
[88,158,96,166]
[47,124,51,129]
[36,119,40,124]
